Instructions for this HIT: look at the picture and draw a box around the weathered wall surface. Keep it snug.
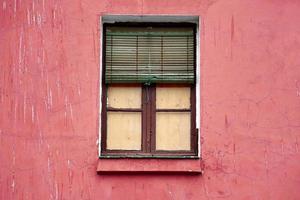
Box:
[1,0,300,199]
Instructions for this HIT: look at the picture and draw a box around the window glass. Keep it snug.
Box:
[156,112,191,151]
[107,112,142,150]
[107,86,142,109]
[156,86,190,109]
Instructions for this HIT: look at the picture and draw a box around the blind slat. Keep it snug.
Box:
[105,26,195,84]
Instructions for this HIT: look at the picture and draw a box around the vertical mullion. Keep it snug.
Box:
[101,84,107,153]
[150,85,156,153]
[192,25,197,154]
[190,85,196,154]
[101,25,107,154]
[142,85,148,153]
[146,86,151,153]
[142,85,156,153]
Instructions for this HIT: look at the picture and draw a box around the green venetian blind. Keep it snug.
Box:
[105,25,195,84]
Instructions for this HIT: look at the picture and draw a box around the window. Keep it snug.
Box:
[100,22,198,158]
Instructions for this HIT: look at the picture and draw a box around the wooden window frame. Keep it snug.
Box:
[100,22,198,158]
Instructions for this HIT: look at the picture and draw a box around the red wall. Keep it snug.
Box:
[1,0,300,199]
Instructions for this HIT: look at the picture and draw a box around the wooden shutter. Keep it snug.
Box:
[105,25,195,84]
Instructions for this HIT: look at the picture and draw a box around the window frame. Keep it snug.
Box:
[99,18,200,159]
[101,83,197,157]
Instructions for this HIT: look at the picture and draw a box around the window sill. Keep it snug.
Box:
[97,158,202,175]
[99,154,199,159]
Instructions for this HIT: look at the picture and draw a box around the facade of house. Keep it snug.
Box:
[1,0,300,199]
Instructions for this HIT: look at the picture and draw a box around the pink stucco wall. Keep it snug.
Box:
[1,0,300,199]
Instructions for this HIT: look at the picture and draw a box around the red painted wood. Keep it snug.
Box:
[1,0,300,199]
[97,159,202,174]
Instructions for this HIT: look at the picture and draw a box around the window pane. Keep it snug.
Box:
[156,87,190,109]
[107,112,141,150]
[107,86,141,109]
[156,112,191,151]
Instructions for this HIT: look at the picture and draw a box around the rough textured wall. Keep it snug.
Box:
[1,0,300,199]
